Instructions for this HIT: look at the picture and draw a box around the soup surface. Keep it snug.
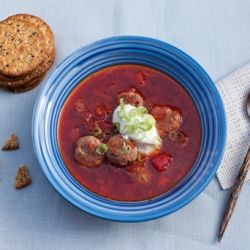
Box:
[58,64,201,201]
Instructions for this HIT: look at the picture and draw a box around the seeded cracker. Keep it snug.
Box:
[1,14,56,87]
[6,14,55,56]
[14,165,31,189]
[0,18,45,77]
[0,14,56,92]
[0,47,55,88]
[2,132,19,150]
[1,73,46,93]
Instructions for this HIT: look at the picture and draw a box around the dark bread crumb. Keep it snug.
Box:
[2,132,19,150]
[14,164,31,189]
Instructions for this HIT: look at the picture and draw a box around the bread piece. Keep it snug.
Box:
[2,132,19,150]
[0,18,45,76]
[14,165,31,189]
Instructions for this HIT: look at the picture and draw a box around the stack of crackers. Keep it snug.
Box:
[0,14,56,93]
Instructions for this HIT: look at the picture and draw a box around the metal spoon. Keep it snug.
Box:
[218,92,250,242]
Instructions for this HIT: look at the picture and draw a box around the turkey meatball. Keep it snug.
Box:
[106,134,138,167]
[116,91,143,107]
[74,135,105,167]
[151,105,182,134]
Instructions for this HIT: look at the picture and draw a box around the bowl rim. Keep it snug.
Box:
[32,35,226,222]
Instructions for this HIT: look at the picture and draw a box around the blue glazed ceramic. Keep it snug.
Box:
[32,36,226,222]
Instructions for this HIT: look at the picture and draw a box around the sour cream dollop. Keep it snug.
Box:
[112,101,161,154]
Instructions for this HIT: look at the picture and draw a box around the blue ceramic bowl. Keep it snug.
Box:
[32,36,226,222]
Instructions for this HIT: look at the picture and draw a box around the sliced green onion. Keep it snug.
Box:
[137,116,155,131]
[169,131,183,141]
[91,127,102,136]
[156,136,162,144]
[117,98,130,122]
[111,123,120,133]
[123,114,131,122]
[96,143,108,155]
[129,108,137,117]
[139,126,150,132]
[144,116,156,125]
[136,130,146,141]
[136,106,148,117]
[117,110,130,122]
[122,144,131,154]
[103,130,112,140]
[120,98,125,110]
[134,119,140,128]
[124,124,135,134]
[139,123,152,131]
[117,110,125,118]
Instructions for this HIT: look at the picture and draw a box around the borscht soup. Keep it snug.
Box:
[58,64,201,201]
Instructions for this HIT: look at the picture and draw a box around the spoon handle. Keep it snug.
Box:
[218,145,250,242]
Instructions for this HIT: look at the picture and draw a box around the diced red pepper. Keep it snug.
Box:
[151,153,172,172]
[137,71,147,85]
[127,162,151,182]
[82,108,91,124]
[95,106,103,116]
[95,105,113,116]
[74,99,85,112]
[88,117,98,126]
[103,104,113,114]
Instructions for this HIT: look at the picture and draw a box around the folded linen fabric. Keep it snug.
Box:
[216,63,250,189]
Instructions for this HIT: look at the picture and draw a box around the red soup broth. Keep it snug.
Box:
[58,64,201,201]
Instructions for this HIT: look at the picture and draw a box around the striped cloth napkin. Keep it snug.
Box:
[216,63,250,189]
